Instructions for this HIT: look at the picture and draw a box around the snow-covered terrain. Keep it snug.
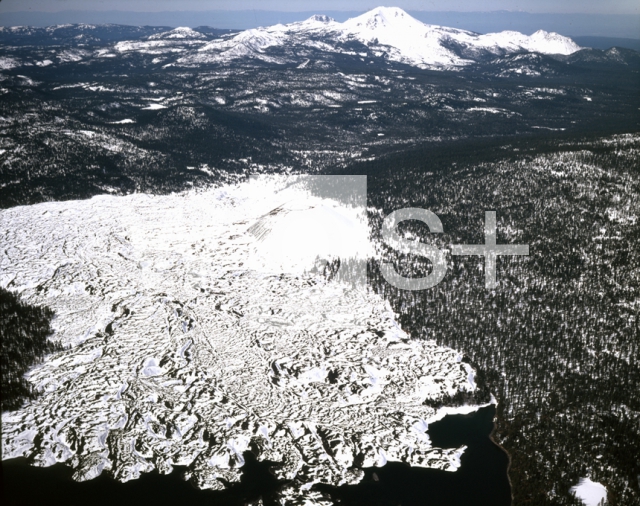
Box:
[183,6,580,68]
[148,27,207,40]
[1,177,485,504]
[0,56,20,70]
[570,477,608,506]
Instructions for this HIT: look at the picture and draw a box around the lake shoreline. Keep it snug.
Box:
[2,405,511,505]
[490,409,515,505]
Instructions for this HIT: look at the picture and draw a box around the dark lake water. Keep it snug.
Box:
[1,405,510,506]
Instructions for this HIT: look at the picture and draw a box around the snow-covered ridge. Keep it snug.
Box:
[1,177,488,505]
[189,6,580,68]
[0,7,584,71]
[148,27,206,40]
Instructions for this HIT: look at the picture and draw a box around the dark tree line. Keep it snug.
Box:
[1,287,61,411]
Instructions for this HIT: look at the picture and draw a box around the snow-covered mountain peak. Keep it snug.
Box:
[149,26,206,40]
[342,6,434,36]
[186,6,581,69]
[337,7,473,67]
[306,14,335,24]
[526,29,581,53]
[290,14,339,31]
[346,6,413,29]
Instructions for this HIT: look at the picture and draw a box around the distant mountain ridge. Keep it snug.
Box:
[571,36,640,52]
[1,9,639,39]
[185,7,581,69]
[1,11,638,76]
[0,24,234,46]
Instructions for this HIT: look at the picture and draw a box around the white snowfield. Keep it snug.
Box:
[570,478,608,506]
[1,177,486,505]
[186,6,580,68]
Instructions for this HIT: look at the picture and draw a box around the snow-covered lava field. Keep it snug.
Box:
[1,177,485,505]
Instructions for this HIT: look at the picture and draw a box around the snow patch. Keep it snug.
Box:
[570,478,607,506]
[141,103,167,110]
[0,57,20,70]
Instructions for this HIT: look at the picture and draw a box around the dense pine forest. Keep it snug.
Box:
[341,132,640,505]
[0,288,60,411]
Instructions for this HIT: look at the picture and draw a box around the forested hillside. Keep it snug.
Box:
[344,133,640,505]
